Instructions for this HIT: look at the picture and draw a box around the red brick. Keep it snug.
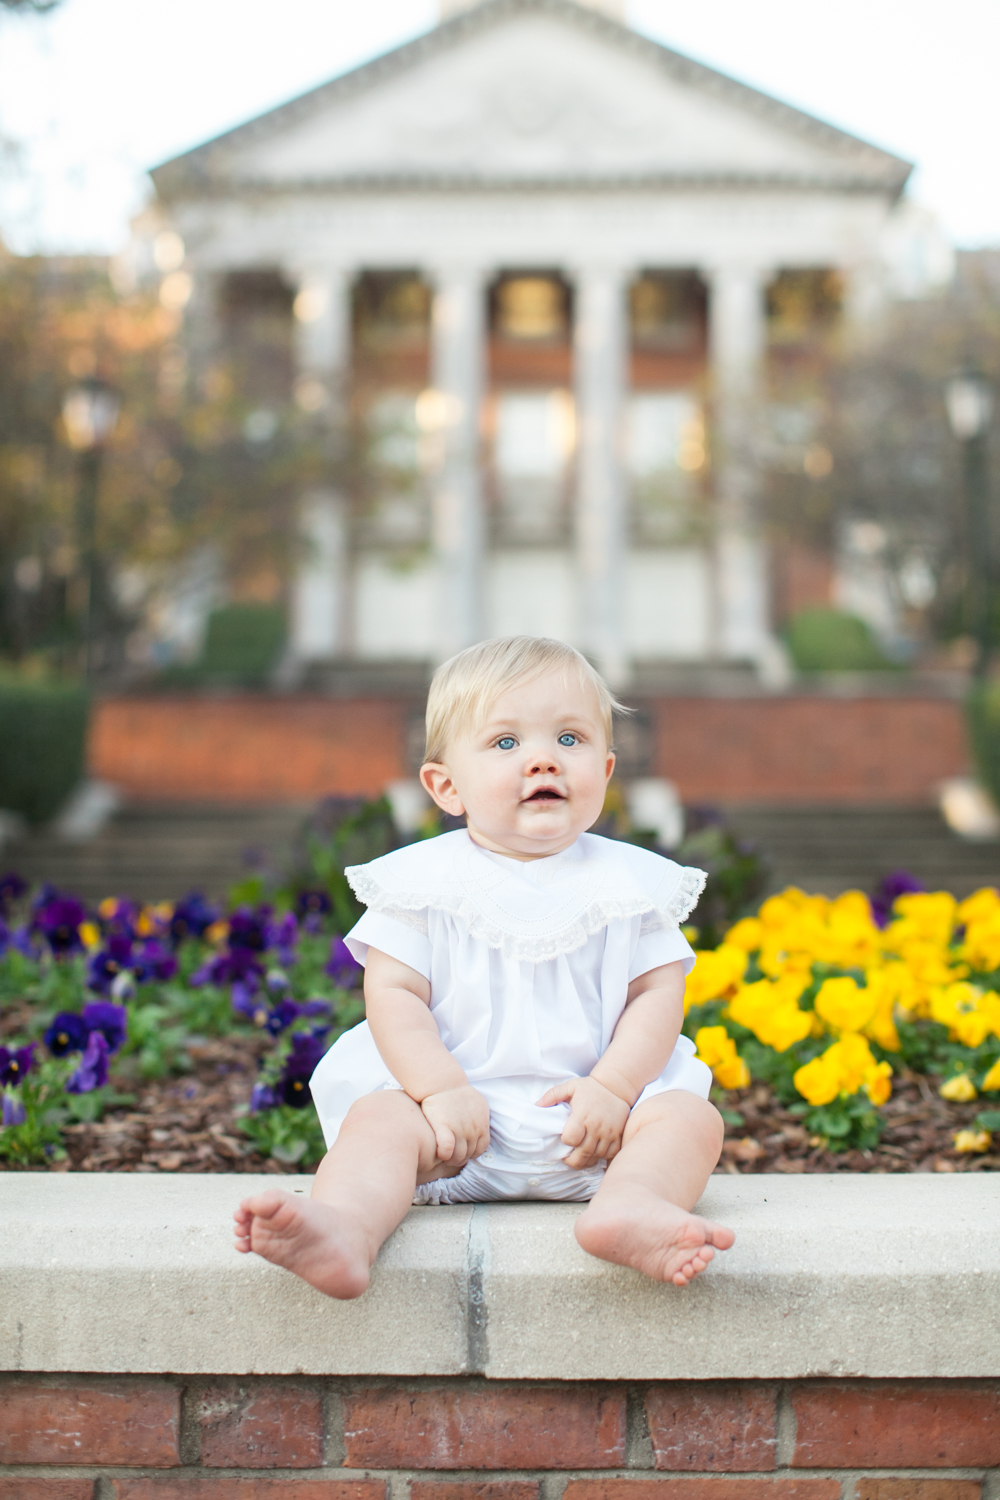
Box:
[412,1487,539,1500]
[0,1484,96,1500]
[89,696,407,802]
[856,1485,982,1500]
[646,1383,777,1471]
[112,1484,384,1500]
[342,1384,626,1469]
[198,1382,323,1468]
[0,1379,179,1465]
[653,696,967,804]
[791,1382,1000,1467]
[564,1483,839,1500]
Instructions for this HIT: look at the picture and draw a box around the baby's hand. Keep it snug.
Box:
[537,1076,630,1169]
[421,1084,491,1167]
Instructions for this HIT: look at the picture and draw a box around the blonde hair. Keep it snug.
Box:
[424,636,626,763]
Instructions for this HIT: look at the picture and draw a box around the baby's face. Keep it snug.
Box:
[420,668,615,859]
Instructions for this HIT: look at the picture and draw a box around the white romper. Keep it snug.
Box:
[308,830,711,1203]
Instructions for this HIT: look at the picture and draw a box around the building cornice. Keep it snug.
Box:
[151,0,911,200]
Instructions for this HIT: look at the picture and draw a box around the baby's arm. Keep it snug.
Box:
[364,947,490,1166]
[538,960,686,1169]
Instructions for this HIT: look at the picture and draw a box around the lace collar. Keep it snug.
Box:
[345,831,705,962]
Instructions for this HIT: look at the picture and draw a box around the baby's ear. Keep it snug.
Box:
[420,762,466,816]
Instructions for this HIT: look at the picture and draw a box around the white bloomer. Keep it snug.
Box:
[308,830,711,1203]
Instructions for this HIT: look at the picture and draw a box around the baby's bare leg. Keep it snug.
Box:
[234,1090,445,1299]
[575,1091,733,1287]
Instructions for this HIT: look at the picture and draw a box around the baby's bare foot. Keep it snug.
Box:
[234,1189,371,1300]
[575,1190,735,1287]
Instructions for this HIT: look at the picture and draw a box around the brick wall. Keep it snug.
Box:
[2,1375,998,1496]
[87,692,969,806]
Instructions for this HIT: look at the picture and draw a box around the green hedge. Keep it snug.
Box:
[0,682,90,824]
[966,683,1000,810]
[786,608,893,672]
[201,604,286,682]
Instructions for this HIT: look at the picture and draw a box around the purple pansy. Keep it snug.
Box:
[66,1030,110,1093]
[190,944,264,990]
[1,1092,26,1127]
[0,1044,35,1087]
[231,982,269,1026]
[249,1081,277,1112]
[0,871,27,909]
[34,895,88,955]
[263,997,331,1037]
[296,889,331,919]
[44,1011,90,1057]
[86,934,134,995]
[279,1027,329,1107]
[228,906,271,953]
[325,936,362,988]
[132,939,177,984]
[870,870,926,930]
[100,898,138,940]
[11,923,41,958]
[0,917,7,956]
[81,1001,128,1054]
[169,891,218,946]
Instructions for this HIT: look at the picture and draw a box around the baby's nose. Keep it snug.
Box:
[528,758,559,775]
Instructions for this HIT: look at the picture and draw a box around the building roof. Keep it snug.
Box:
[152,0,911,198]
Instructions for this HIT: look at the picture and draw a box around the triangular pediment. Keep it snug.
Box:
[153,0,909,195]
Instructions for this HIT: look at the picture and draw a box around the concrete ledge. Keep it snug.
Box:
[2,1173,998,1379]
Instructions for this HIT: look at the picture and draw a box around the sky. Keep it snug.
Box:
[0,0,997,255]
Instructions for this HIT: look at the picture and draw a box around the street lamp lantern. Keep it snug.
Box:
[945,369,993,442]
[945,368,994,681]
[62,378,121,452]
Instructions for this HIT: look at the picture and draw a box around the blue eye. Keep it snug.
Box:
[496,736,516,750]
[558,733,578,747]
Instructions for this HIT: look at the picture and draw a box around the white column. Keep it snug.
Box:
[429,265,487,659]
[573,265,629,687]
[286,267,354,666]
[706,262,775,667]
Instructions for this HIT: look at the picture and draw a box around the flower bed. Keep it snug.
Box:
[1,797,999,1174]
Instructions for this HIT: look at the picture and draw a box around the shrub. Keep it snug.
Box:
[966,683,1000,809]
[786,607,892,672]
[201,603,286,683]
[0,681,90,824]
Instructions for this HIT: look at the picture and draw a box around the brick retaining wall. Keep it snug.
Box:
[1,1376,997,1495]
[88,693,969,806]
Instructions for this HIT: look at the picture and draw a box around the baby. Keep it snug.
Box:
[235,636,734,1295]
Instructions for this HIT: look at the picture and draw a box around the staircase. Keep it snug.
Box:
[4,800,999,910]
[724,804,1000,899]
[3,803,310,905]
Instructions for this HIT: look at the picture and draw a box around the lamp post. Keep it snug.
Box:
[62,379,120,678]
[945,369,994,682]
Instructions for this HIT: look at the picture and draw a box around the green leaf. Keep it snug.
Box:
[975,1111,1000,1131]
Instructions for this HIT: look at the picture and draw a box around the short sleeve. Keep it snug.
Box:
[628,923,697,981]
[345,909,432,980]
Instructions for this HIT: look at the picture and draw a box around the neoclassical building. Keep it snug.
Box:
[151,0,913,685]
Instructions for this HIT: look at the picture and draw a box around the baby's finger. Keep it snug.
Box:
[435,1123,457,1160]
[537,1081,574,1108]
[560,1114,587,1148]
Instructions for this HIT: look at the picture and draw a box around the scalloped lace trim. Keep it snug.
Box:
[348,861,708,963]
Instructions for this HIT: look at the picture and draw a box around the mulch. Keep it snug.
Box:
[2,1018,996,1175]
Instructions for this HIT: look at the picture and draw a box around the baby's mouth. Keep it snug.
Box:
[524,788,565,802]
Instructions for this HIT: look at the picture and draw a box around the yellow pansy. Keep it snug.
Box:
[981,1058,1000,1092]
[205,920,230,946]
[793,1050,842,1107]
[723,917,764,952]
[814,976,878,1035]
[684,944,748,1011]
[727,976,812,1052]
[864,1060,893,1106]
[939,1074,978,1102]
[793,1032,891,1108]
[954,1129,991,1153]
[78,921,101,950]
[694,1025,750,1090]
